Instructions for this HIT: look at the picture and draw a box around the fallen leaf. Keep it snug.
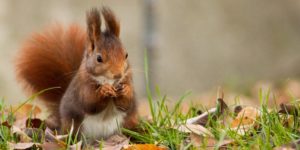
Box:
[13,104,42,120]
[176,124,213,137]
[186,94,229,126]
[216,97,229,115]
[186,107,217,125]
[279,103,298,115]
[94,134,129,150]
[44,127,67,147]
[190,133,216,148]
[233,105,243,116]
[70,140,82,150]
[190,133,234,149]
[230,106,260,135]
[1,121,11,128]
[122,144,168,150]
[8,142,41,149]
[278,114,295,128]
[25,118,45,129]
[41,142,65,150]
[24,128,44,142]
[230,106,260,128]
[12,126,32,142]
[274,138,300,150]
[10,104,42,128]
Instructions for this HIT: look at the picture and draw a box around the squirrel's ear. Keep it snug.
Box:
[86,8,101,52]
[102,7,120,37]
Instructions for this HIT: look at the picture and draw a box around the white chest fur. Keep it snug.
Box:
[82,102,126,139]
[92,75,116,85]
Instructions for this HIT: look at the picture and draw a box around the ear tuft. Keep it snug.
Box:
[102,7,120,37]
[86,8,101,49]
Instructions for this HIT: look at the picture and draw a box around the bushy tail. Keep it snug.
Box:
[15,24,86,109]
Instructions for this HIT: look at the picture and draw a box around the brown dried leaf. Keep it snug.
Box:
[12,126,32,142]
[190,133,215,148]
[8,142,41,150]
[1,121,12,128]
[186,107,217,126]
[25,118,45,129]
[230,106,260,128]
[13,104,42,119]
[24,128,44,142]
[93,134,129,150]
[190,133,234,149]
[274,138,300,150]
[279,103,298,115]
[234,105,243,116]
[230,106,260,135]
[176,124,213,137]
[186,96,229,126]
[122,144,168,150]
[10,104,42,128]
[278,114,295,128]
[44,127,67,146]
[217,98,228,115]
[41,142,65,150]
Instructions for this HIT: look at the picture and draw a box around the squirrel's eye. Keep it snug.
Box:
[96,55,103,63]
[125,53,128,59]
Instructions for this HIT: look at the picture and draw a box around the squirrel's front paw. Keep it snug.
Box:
[115,83,131,97]
[98,84,117,98]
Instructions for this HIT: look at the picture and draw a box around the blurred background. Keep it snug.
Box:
[1,0,300,104]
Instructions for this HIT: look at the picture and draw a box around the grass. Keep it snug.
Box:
[122,88,300,149]
[0,52,300,149]
[1,87,299,149]
[121,51,300,149]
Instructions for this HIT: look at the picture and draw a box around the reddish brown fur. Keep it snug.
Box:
[16,7,137,138]
[102,7,120,37]
[15,24,86,112]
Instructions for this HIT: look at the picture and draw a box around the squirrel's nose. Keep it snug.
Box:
[113,73,122,79]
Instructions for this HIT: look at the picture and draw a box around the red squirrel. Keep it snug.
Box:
[15,7,137,140]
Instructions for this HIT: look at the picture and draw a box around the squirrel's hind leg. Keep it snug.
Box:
[45,111,61,131]
[42,101,61,131]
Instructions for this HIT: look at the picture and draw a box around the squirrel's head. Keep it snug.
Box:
[85,7,128,85]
